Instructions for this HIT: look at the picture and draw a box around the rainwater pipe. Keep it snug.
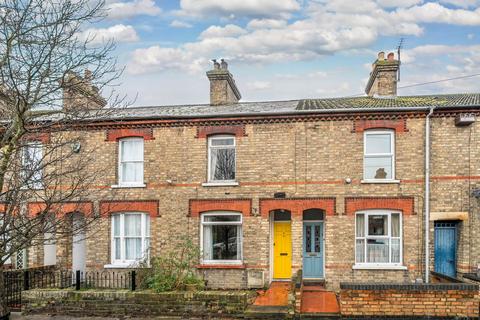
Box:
[424,105,435,284]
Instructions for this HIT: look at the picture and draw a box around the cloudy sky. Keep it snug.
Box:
[92,0,480,106]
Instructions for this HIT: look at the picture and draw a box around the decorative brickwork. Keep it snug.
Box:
[100,200,159,217]
[259,198,336,218]
[352,119,407,133]
[189,199,252,217]
[24,132,51,144]
[28,202,93,217]
[340,283,479,318]
[196,124,246,138]
[344,197,415,216]
[105,128,154,141]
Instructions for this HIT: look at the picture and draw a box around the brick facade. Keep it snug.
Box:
[25,112,480,290]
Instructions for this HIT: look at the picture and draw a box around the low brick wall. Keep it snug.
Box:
[340,283,479,318]
[23,289,256,318]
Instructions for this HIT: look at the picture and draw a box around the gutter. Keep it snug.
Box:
[424,105,436,283]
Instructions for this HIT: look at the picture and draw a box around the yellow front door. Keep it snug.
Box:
[273,222,292,279]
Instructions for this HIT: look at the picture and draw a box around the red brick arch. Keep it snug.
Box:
[105,128,155,141]
[100,200,159,217]
[28,202,94,217]
[259,198,336,218]
[189,199,252,217]
[352,119,407,133]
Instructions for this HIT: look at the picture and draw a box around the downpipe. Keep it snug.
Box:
[425,106,435,284]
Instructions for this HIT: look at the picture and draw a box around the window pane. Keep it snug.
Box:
[114,238,121,260]
[392,239,400,263]
[204,215,241,223]
[368,215,387,236]
[208,225,240,260]
[23,144,43,187]
[356,214,365,237]
[124,214,141,237]
[113,215,120,236]
[391,214,400,237]
[356,239,365,263]
[122,162,143,183]
[367,239,389,263]
[364,156,392,180]
[211,138,234,146]
[365,134,391,154]
[125,238,142,260]
[210,148,235,181]
[121,139,143,162]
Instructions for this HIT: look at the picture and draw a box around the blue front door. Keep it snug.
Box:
[303,222,324,278]
[434,222,457,277]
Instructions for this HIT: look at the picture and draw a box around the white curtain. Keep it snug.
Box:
[121,139,144,183]
[124,214,141,260]
[367,240,389,263]
[391,213,401,262]
[203,225,212,260]
[43,232,57,266]
[209,148,218,181]
[356,214,365,237]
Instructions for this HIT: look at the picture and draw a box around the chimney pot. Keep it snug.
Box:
[378,51,385,60]
[387,52,394,61]
[220,59,228,70]
[206,59,241,106]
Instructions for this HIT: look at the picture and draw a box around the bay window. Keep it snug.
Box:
[111,212,150,266]
[363,130,395,181]
[118,138,144,186]
[201,212,242,264]
[208,135,236,183]
[355,210,402,266]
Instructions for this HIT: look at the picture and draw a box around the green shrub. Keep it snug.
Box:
[139,236,204,292]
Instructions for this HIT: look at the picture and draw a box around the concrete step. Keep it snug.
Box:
[301,285,326,292]
[302,280,325,287]
[297,313,341,319]
[244,305,291,319]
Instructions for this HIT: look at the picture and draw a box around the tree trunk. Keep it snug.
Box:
[0,270,10,319]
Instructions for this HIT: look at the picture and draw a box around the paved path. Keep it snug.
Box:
[11,313,233,320]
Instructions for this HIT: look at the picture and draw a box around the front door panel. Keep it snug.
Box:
[273,222,292,279]
[434,222,457,277]
[303,222,324,278]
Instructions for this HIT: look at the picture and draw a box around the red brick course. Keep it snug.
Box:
[344,197,415,216]
[195,124,247,138]
[259,198,336,218]
[100,200,159,217]
[189,199,252,217]
[28,202,94,217]
[24,132,51,144]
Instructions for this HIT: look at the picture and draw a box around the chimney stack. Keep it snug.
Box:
[206,59,241,106]
[62,70,107,112]
[365,51,400,97]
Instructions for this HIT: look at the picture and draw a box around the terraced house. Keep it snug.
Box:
[18,52,480,291]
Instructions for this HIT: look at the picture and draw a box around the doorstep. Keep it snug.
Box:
[245,281,293,319]
[300,284,340,317]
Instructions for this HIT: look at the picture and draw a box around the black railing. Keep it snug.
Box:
[3,267,137,311]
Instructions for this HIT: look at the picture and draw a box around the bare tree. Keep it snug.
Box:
[0,0,125,316]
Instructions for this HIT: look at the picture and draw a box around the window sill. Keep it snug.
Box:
[104,263,136,269]
[197,264,245,269]
[361,179,400,184]
[111,183,146,189]
[202,181,239,187]
[352,264,407,270]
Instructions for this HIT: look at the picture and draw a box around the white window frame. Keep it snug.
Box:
[109,212,150,267]
[22,142,43,190]
[118,138,144,187]
[363,130,396,182]
[354,210,404,269]
[207,135,236,183]
[200,211,243,265]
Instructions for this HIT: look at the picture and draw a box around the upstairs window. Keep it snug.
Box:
[22,143,43,189]
[118,138,144,186]
[208,135,236,182]
[355,210,402,265]
[111,212,150,266]
[364,130,395,181]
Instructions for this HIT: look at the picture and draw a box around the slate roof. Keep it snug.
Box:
[101,93,480,120]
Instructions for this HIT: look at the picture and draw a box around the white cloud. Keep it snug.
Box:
[376,0,423,7]
[82,24,139,44]
[393,2,480,26]
[170,20,193,28]
[199,24,247,39]
[107,0,162,19]
[247,19,288,30]
[439,0,480,8]
[177,0,301,18]
[248,81,272,90]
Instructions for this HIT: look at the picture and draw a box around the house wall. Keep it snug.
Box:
[26,113,480,290]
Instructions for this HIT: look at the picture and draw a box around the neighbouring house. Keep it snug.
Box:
[7,52,480,291]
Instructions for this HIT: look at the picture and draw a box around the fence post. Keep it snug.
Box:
[23,270,30,291]
[75,270,81,291]
[131,271,136,291]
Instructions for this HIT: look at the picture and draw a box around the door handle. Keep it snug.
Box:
[280,253,288,256]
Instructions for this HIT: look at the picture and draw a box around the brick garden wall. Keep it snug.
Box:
[340,283,479,318]
[22,289,255,318]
